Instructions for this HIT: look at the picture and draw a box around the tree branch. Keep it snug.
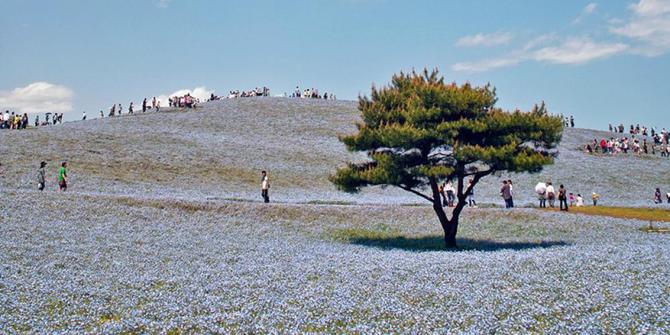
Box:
[396,184,434,203]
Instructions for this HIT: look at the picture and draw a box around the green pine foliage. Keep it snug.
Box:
[330,69,563,247]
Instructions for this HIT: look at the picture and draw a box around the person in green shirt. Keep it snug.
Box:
[58,161,68,192]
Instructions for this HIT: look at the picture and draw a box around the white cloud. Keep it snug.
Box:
[456,32,513,47]
[610,0,670,56]
[156,86,213,106]
[573,3,598,24]
[156,0,170,8]
[452,55,524,73]
[532,38,628,64]
[0,82,74,115]
[584,3,598,14]
[453,37,627,72]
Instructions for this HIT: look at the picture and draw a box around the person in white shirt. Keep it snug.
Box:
[546,182,556,208]
[261,170,270,203]
[576,194,584,207]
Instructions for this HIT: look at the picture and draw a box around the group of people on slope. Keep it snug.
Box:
[227,87,271,99]
[561,114,575,128]
[535,181,595,211]
[1,111,30,129]
[36,161,69,192]
[169,94,196,108]
[436,178,478,208]
[608,123,666,137]
[653,188,670,204]
[106,97,161,118]
[2,111,64,130]
[586,135,670,156]
[291,86,335,100]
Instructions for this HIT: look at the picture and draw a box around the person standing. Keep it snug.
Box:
[445,179,455,207]
[152,97,157,109]
[508,179,514,208]
[546,182,556,208]
[129,102,134,115]
[142,98,147,113]
[654,188,663,204]
[37,161,47,191]
[100,110,104,118]
[576,194,584,207]
[156,100,160,112]
[592,192,600,206]
[82,111,87,120]
[261,170,270,203]
[500,180,512,208]
[58,161,68,192]
[536,181,547,208]
[467,179,476,208]
[558,184,568,211]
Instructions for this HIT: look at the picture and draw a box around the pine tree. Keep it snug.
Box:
[330,69,563,248]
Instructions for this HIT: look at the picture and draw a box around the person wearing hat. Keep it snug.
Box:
[37,161,47,191]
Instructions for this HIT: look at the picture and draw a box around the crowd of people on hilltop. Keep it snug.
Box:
[585,131,670,157]
[561,114,575,128]
[607,123,666,137]
[226,87,271,99]
[169,94,196,108]
[1,111,30,129]
[291,86,336,100]
[1,110,64,130]
[105,97,162,117]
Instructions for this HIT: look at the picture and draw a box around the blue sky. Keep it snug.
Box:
[1,0,669,129]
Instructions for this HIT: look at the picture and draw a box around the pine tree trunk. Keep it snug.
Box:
[444,216,458,248]
[432,199,459,248]
[429,177,462,249]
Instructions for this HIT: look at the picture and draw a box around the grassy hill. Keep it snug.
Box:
[1,97,669,333]
[2,97,668,206]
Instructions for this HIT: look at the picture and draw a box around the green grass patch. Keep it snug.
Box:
[543,206,670,222]
[330,226,567,252]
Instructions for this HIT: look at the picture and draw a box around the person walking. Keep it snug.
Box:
[546,182,556,208]
[37,161,47,191]
[558,184,568,211]
[58,161,68,192]
[129,102,134,115]
[261,170,270,203]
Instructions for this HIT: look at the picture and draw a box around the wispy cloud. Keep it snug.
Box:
[453,37,627,72]
[456,32,513,47]
[533,38,628,64]
[610,0,670,56]
[0,82,74,114]
[573,2,598,24]
[156,0,170,8]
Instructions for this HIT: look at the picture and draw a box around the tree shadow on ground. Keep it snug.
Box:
[346,235,569,252]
